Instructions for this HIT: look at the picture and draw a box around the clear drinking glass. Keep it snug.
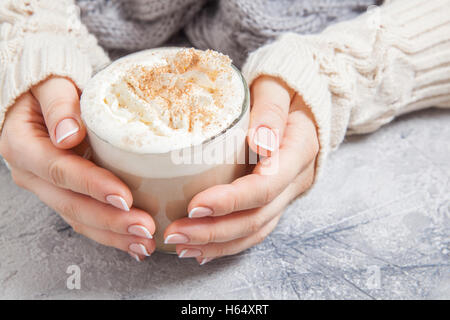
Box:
[82,49,250,253]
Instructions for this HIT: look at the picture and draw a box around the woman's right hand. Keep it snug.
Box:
[0,76,156,261]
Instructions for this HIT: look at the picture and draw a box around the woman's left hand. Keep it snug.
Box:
[164,76,319,264]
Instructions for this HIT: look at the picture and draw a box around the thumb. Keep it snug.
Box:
[31,76,86,149]
[248,76,294,155]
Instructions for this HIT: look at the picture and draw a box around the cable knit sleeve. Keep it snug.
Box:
[242,0,450,180]
[0,0,110,129]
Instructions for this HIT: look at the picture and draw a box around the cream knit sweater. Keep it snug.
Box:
[0,0,449,178]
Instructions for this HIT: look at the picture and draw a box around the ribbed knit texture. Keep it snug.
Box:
[0,0,109,128]
[243,0,450,179]
[186,0,378,66]
[76,0,208,52]
[1,0,449,180]
[74,0,377,67]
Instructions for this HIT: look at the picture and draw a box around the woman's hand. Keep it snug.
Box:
[0,76,156,261]
[164,76,319,264]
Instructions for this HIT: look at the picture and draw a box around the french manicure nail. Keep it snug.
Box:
[164,233,189,244]
[106,195,130,212]
[254,126,277,152]
[56,118,79,144]
[128,251,141,262]
[129,243,150,257]
[128,225,153,239]
[179,249,202,258]
[200,257,213,265]
[189,207,213,218]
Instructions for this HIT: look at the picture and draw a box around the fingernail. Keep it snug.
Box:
[164,233,189,244]
[128,251,141,262]
[179,249,202,258]
[199,257,213,265]
[56,118,79,144]
[188,207,213,218]
[128,225,153,239]
[129,243,150,257]
[106,195,129,212]
[254,126,277,152]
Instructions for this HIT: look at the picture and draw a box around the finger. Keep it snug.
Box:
[182,214,282,261]
[191,164,318,263]
[128,252,146,262]
[2,94,132,212]
[64,216,155,259]
[188,102,318,218]
[7,125,132,209]
[195,256,215,266]
[0,92,45,147]
[3,94,132,209]
[248,76,294,155]
[166,173,305,246]
[13,168,155,237]
[12,167,155,259]
[31,76,86,149]
[34,145,132,210]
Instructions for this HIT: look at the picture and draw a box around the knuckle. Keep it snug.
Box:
[304,141,319,162]
[253,101,286,127]
[265,101,287,125]
[202,218,222,244]
[305,172,315,190]
[264,188,276,204]
[44,97,73,120]
[254,231,267,245]
[261,180,277,205]
[214,245,228,258]
[303,173,315,193]
[247,215,263,234]
[254,218,278,246]
[206,226,217,244]
[82,165,99,197]
[48,158,66,187]
[70,221,83,234]
[229,187,240,213]
[11,171,25,189]
[57,200,80,222]
[104,215,119,233]
[81,174,94,198]
[311,139,320,157]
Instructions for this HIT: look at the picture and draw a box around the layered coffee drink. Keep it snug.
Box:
[80,48,250,252]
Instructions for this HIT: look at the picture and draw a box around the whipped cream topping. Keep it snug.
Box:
[81,48,245,153]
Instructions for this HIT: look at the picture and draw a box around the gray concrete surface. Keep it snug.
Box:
[0,108,448,300]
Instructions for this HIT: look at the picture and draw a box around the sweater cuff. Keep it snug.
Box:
[242,33,332,182]
[0,33,94,131]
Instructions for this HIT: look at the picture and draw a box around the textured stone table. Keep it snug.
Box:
[0,109,448,300]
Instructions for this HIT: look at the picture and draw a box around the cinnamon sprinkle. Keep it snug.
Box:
[118,48,233,131]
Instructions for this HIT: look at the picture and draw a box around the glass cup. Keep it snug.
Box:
[82,49,250,253]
